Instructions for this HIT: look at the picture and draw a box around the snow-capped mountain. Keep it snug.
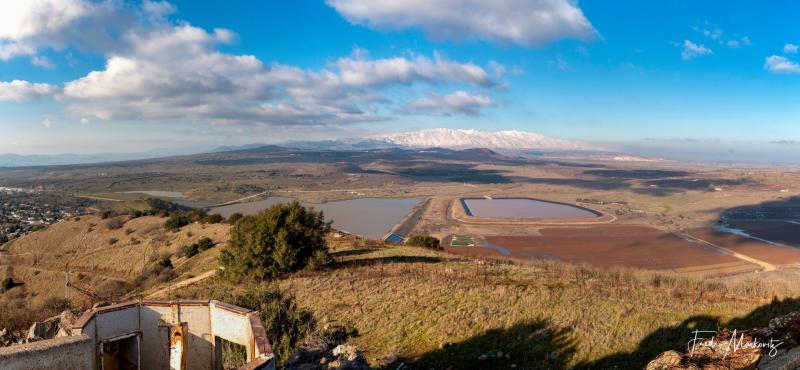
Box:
[378,128,588,150]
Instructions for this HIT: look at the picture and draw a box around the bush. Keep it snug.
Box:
[183,237,216,259]
[106,217,125,230]
[211,285,315,364]
[407,235,441,250]
[197,237,215,251]
[158,257,173,269]
[204,214,225,224]
[108,237,119,245]
[164,214,190,231]
[307,249,333,270]
[187,209,208,223]
[219,202,331,281]
[100,210,114,219]
[1,277,16,292]
[184,244,200,258]
[124,228,135,235]
[228,212,244,224]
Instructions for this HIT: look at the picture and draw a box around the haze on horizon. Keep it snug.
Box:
[1,0,800,163]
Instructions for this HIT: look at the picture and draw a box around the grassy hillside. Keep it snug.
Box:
[165,243,800,369]
[5,214,800,368]
[0,214,225,309]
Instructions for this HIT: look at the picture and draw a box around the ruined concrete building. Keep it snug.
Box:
[0,300,276,370]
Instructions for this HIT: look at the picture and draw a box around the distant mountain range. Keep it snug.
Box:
[0,128,592,167]
[378,128,589,150]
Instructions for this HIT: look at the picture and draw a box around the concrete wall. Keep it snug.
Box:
[0,334,93,370]
[1,300,275,370]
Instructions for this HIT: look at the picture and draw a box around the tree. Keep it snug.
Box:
[219,202,331,281]
[407,235,441,250]
[227,212,244,224]
[164,214,190,231]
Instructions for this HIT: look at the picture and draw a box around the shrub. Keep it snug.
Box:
[125,228,135,235]
[184,244,200,258]
[106,218,125,230]
[197,237,215,251]
[100,210,114,219]
[219,202,331,281]
[307,249,333,270]
[204,214,225,224]
[164,214,190,231]
[228,212,244,224]
[183,237,216,259]
[211,285,315,364]
[187,209,208,223]
[407,235,441,250]
[1,277,16,292]
[158,257,173,269]
[108,237,119,245]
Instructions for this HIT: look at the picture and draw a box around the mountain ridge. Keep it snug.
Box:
[377,128,589,150]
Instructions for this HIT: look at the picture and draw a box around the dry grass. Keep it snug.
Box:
[266,245,800,368]
[0,215,227,308]
[159,241,800,368]
[6,217,800,368]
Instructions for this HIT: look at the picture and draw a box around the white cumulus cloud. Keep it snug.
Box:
[784,43,798,54]
[41,118,51,128]
[327,0,596,46]
[681,40,712,60]
[2,1,504,125]
[764,55,800,74]
[0,80,58,101]
[58,22,501,124]
[398,91,494,116]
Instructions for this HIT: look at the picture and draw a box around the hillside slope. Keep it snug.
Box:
[0,215,226,307]
[165,244,800,369]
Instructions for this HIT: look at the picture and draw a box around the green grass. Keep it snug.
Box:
[450,235,476,247]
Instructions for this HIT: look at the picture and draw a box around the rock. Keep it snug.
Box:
[0,328,15,346]
[645,351,682,370]
[26,320,57,342]
[497,350,503,358]
[332,344,361,362]
[478,354,488,361]
[296,364,318,370]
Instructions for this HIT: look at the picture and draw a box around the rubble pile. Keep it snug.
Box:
[0,310,80,348]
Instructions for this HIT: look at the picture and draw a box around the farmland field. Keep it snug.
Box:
[445,226,761,274]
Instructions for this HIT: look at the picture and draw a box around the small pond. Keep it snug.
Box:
[209,197,421,239]
[461,198,600,219]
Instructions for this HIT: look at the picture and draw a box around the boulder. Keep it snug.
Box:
[645,352,682,370]
[26,320,57,342]
[0,328,16,347]
[332,344,361,362]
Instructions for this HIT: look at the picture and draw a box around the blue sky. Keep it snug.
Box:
[1,0,800,159]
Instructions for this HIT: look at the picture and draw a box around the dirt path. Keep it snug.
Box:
[76,195,123,202]
[684,233,776,272]
[212,191,271,207]
[145,269,217,298]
